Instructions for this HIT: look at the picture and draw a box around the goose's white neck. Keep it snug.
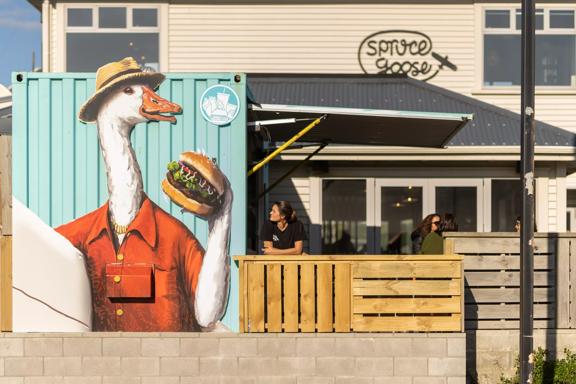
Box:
[96,107,143,229]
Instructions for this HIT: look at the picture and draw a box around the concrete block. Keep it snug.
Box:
[476,331,516,352]
[82,357,122,376]
[333,338,375,357]
[414,378,446,384]
[0,340,24,357]
[276,357,315,376]
[102,378,140,384]
[44,357,82,376]
[102,339,141,357]
[257,378,296,384]
[181,338,220,357]
[447,338,466,357]
[411,338,447,357]
[159,357,199,376]
[62,378,102,384]
[199,357,239,376]
[258,338,296,357]
[355,357,393,376]
[121,357,160,376]
[0,379,24,384]
[428,358,466,376]
[297,377,334,384]
[0,357,3,375]
[220,338,258,357]
[373,378,412,384]
[23,378,64,384]
[447,377,466,384]
[24,339,62,357]
[373,338,412,357]
[219,378,258,384]
[296,339,335,357]
[142,378,179,384]
[181,378,219,384]
[394,357,427,376]
[141,338,179,357]
[238,357,277,376]
[316,358,355,376]
[334,378,373,384]
[63,338,102,356]
[4,357,43,376]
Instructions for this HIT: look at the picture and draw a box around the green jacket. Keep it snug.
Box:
[420,232,443,254]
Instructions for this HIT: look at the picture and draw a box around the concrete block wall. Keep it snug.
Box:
[0,333,466,383]
[469,329,576,384]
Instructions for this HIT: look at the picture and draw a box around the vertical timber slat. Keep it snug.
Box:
[247,263,265,332]
[557,238,570,328]
[316,264,333,332]
[266,264,282,332]
[0,236,12,331]
[570,239,576,328]
[300,263,315,332]
[334,263,351,332]
[283,264,299,332]
[238,260,246,333]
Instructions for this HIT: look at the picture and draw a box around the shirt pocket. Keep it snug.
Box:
[153,262,179,299]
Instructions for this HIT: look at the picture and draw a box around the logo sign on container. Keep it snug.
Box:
[200,85,240,126]
[357,30,457,81]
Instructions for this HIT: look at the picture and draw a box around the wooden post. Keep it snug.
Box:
[0,135,12,331]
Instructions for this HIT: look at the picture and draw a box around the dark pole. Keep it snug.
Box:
[520,0,535,383]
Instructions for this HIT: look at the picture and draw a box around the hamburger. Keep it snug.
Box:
[161,152,225,218]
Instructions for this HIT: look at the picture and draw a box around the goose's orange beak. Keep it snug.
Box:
[140,86,182,123]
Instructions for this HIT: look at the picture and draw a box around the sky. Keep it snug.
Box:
[0,0,42,88]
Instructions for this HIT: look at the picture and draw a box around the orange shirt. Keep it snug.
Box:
[56,195,204,331]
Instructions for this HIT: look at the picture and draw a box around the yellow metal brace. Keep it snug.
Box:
[247,114,326,177]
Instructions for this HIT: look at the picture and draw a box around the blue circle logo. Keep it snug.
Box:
[200,85,240,126]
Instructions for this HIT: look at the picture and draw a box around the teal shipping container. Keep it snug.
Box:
[12,72,247,331]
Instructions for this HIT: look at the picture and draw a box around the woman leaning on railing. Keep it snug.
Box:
[259,201,306,255]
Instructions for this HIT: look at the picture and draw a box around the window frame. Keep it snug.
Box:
[63,3,162,71]
[480,5,576,91]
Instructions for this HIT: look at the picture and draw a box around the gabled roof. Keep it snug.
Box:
[247,74,576,147]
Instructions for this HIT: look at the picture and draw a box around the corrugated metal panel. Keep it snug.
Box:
[11,72,247,330]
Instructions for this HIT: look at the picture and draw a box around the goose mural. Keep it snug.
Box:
[51,57,233,332]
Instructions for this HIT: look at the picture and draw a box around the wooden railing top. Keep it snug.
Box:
[234,254,464,262]
[444,232,576,238]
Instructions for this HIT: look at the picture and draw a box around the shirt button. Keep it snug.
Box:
[116,309,124,316]
[117,254,124,261]
[113,275,121,283]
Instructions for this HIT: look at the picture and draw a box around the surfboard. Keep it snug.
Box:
[12,198,92,332]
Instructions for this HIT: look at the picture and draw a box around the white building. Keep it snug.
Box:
[28,0,576,253]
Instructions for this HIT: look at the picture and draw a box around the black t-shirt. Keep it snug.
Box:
[260,220,306,250]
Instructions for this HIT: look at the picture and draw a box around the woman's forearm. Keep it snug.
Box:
[267,246,301,255]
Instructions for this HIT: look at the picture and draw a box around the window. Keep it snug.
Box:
[66,6,159,72]
[321,180,367,254]
[483,8,576,87]
[436,187,477,231]
[491,179,522,232]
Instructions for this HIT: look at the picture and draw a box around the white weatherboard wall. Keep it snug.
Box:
[46,1,576,133]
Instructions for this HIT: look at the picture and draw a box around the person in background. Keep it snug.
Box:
[260,201,306,255]
[411,213,441,254]
[420,214,445,255]
[440,213,459,233]
[514,216,521,232]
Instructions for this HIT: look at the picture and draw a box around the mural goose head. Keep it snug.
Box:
[78,58,182,235]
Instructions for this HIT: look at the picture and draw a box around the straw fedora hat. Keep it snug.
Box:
[78,57,165,123]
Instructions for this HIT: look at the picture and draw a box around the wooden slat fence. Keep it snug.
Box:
[236,255,464,333]
[0,135,11,331]
[445,233,576,330]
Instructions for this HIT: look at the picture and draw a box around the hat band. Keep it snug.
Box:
[98,68,143,90]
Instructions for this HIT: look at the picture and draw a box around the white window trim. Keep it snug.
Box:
[61,3,163,72]
[478,4,576,92]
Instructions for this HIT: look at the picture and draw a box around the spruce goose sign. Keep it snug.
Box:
[358,30,457,81]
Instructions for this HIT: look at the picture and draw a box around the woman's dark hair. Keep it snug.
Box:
[274,201,297,223]
[440,213,458,233]
[414,213,440,238]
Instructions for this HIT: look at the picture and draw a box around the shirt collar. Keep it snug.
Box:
[86,195,157,248]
